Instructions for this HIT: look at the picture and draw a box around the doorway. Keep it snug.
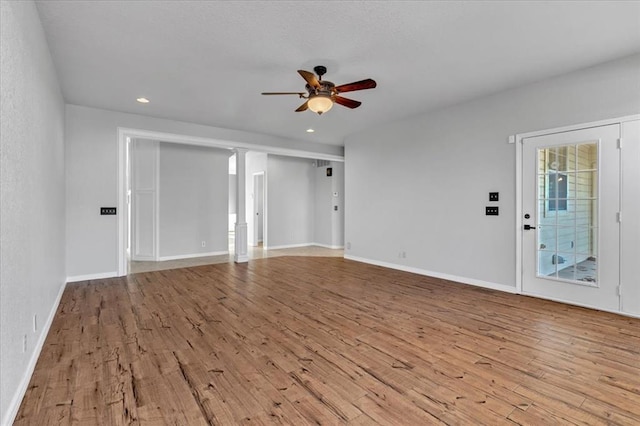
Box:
[521,124,620,311]
[253,172,265,246]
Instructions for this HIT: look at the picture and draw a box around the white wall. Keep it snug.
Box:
[245,152,267,246]
[0,2,66,423]
[159,143,229,257]
[314,161,344,248]
[344,53,640,289]
[314,164,333,247]
[65,105,342,279]
[330,162,345,248]
[266,155,315,248]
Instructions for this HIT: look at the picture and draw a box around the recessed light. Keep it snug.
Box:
[306,128,315,133]
[136,97,150,104]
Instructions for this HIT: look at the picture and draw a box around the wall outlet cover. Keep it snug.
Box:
[486,206,499,216]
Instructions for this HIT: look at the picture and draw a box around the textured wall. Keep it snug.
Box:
[345,53,640,289]
[266,155,315,248]
[245,152,267,246]
[0,1,66,423]
[159,143,229,257]
[313,161,344,248]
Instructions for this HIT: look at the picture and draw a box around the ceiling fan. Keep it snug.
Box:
[262,66,377,115]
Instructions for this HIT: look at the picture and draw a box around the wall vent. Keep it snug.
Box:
[316,160,330,168]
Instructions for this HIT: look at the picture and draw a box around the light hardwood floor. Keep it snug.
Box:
[15,257,640,425]
[128,244,342,274]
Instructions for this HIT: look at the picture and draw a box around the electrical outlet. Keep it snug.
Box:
[486,206,499,216]
[201,241,206,248]
[402,251,407,258]
[489,192,499,202]
[346,242,351,250]
[100,207,117,215]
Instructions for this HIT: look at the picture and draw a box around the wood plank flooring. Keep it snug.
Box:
[15,257,640,425]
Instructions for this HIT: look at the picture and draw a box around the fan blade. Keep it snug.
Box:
[262,92,306,96]
[295,101,309,112]
[334,78,377,93]
[334,96,361,109]
[298,70,320,88]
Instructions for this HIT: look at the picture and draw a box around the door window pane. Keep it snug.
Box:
[536,142,598,285]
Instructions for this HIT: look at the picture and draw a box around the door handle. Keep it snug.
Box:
[524,224,536,230]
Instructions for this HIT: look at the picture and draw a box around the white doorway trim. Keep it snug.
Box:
[117,127,344,276]
[514,114,640,305]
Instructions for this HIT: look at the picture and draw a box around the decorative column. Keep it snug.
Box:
[234,148,249,263]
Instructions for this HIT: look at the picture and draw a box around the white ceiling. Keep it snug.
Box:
[35,1,640,146]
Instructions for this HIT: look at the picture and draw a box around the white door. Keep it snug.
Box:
[130,139,158,261]
[522,124,620,311]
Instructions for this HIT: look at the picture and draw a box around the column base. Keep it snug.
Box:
[234,222,249,263]
[234,254,250,263]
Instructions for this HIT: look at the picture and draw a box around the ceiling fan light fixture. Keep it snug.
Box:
[307,94,333,115]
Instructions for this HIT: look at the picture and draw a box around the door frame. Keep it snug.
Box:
[515,114,639,297]
[116,127,344,276]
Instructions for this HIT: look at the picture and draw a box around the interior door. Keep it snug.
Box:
[522,124,620,311]
[130,139,158,261]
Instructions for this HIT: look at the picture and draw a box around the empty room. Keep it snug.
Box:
[2,1,640,425]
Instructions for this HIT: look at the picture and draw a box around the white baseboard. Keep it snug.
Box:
[264,243,313,250]
[66,271,118,283]
[157,251,229,261]
[265,243,344,251]
[3,279,67,426]
[312,243,345,250]
[343,255,517,294]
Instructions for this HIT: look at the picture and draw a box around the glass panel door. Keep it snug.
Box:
[522,124,620,312]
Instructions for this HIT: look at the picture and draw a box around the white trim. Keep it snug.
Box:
[118,129,127,276]
[66,271,118,283]
[515,115,640,141]
[117,127,344,276]
[118,127,345,161]
[3,280,67,426]
[156,251,229,261]
[312,243,344,250]
[515,135,523,293]
[264,242,314,250]
[521,291,640,320]
[344,255,517,294]
[155,143,161,261]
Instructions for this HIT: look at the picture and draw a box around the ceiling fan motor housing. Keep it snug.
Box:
[306,81,335,97]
